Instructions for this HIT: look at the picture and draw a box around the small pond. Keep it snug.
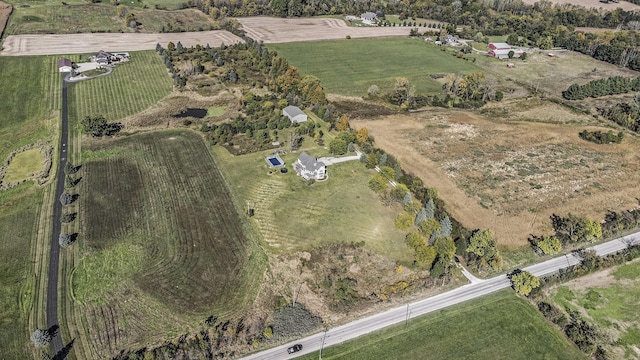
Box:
[173,108,208,119]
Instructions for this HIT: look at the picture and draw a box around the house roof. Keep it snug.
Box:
[283,106,305,118]
[58,58,72,68]
[298,152,325,172]
[361,12,377,20]
[489,42,511,49]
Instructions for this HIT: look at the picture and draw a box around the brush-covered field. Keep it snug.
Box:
[550,260,640,358]
[65,130,266,358]
[268,38,478,96]
[299,290,586,360]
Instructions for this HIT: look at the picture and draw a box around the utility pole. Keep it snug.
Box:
[319,328,328,360]
[405,303,410,329]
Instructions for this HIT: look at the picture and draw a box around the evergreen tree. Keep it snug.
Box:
[440,216,452,238]
[425,199,435,219]
[402,192,412,207]
[379,153,387,166]
[415,208,428,226]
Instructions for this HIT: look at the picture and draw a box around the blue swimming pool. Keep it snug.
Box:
[268,157,282,166]
[266,155,285,168]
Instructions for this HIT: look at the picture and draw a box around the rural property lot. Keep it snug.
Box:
[520,0,640,11]
[1,30,243,56]
[236,17,410,43]
[352,109,640,247]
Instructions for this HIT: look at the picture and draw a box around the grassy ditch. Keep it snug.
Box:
[299,290,585,360]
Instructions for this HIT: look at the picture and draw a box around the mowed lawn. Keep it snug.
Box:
[213,138,414,264]
[298,290,586,360]
[70,130,265,357]
[67,50,173,123]
[268,38,478,96]
[0,55,60,161]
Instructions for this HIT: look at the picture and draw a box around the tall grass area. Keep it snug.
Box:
[299,290,586,360]
[268,38,478,96]
[0,185,43,358]
[0,56,60,160]
[68,50,173,123]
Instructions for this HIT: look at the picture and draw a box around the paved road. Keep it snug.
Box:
[46,74,69,357]
[241,231,640,360]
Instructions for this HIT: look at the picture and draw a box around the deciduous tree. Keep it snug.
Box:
[510,270,540,296]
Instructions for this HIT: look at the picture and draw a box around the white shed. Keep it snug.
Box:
[283,106,308,123]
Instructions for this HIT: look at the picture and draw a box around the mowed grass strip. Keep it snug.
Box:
[76,130,264,315]
[213,141,413,264]
[68,50,172,123]
[0,56,59,160]
[268,38,478,96]
[298,290,586,360]
[0,184,43,359]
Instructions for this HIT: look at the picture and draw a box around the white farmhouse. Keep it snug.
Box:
[294,152,326,181]
[360,12,377,24]
[282,106,308,123]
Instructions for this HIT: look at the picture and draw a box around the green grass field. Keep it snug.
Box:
[68,51,173,123]
[66,130,266,358]
[0,56,60,161]
[551,260,640,357]
[213,134,413,264]
[298,290,585,360]
[268,38,479,96]
[4,2,213,34]
[2,148,44,183]
[0,185,44,359]
[0,55,60,359]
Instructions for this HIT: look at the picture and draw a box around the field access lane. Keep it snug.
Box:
[242,230,640,360]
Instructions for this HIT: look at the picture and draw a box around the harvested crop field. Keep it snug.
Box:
[520,0,640,11]
[352,106,640,247]
[1,30,242,56]
[67,130,265,358]
[236,17,410,44]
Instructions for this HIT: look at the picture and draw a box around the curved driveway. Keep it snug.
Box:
[242,231,640,360]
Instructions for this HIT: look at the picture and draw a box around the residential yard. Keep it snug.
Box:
[298,290,586,360]
[268,38,478,96]
[67,50,172,122]
[213,142,413,263]
[351,106,640,248]
[549,259,640,358]
[65,130,266,358]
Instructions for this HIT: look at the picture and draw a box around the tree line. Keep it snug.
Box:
[578,129,624,144]
[562,76,640,100]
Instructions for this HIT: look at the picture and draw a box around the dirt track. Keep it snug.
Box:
[1,30,243,56]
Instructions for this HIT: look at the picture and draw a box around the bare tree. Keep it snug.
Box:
[30,329,51,347]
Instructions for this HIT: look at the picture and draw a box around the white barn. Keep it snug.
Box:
[58,58,73,73]
[294,152,326,181]
[283,106,308,123]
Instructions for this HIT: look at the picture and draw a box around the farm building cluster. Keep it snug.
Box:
[487,43,524,59]
[91,50,131,65]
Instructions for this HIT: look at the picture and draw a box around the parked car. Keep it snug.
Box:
[287,344,303,354]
